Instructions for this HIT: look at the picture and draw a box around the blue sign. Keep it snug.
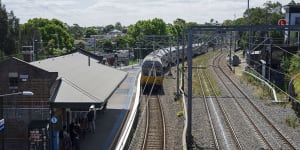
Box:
[51,116,58,124]
[0,118,4,131]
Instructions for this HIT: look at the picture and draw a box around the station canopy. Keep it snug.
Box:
[31,51,127,110]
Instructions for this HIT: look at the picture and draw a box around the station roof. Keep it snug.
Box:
[31,51,127,109]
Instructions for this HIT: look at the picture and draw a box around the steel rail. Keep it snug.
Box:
[141,93,166,149]
[217,53,296,149]
[195,65,219,149]
[214,53,272,149]
[207,54,243,149]
[141,74,166,150]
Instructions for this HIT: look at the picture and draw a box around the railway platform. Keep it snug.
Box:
[80,65,140,150]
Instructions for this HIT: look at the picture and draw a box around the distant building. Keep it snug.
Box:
[283,5,300,45]
[284,5,300,25]
[107,29,124,38]
[84,29,125,47]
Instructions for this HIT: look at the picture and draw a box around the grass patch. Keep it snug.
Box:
[129,59,138,65]
[241,71,290,101]
[177,111,184,117]
[176,99,182,105]
[191,51,221,96]
[286,116,298,128]
[241,72,273,100]
[278,101,292,108]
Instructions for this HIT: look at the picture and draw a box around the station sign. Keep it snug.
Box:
[278,19,287,25]
[0,118,4,131]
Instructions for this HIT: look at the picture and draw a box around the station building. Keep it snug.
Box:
[0,49,127,149]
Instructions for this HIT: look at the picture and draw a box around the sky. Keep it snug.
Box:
[1,0,292,27]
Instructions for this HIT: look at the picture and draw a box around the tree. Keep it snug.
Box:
[127,18,169,46]
[223,19,234,25]
[21,18,74,59]
[102,39,113,51]
[170,18,186,38]
[288,0,296,5]
[0,1,8,53]
[288,52,300,76]
[115,22,123,31]
[75,40,85,49]
[0,2,20,56]
[103,24,114,33]
[68,24,84,39]
[85,28,98,38]
[115,35,129,49]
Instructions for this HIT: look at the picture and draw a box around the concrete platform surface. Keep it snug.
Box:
[80,65,140,150]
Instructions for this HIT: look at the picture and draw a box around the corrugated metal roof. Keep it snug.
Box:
[30,52,127,106]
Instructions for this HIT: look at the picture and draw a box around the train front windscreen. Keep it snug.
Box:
[142,61,163,76]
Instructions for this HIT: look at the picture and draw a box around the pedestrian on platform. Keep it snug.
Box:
[70,122,80,150]
[87,109,95,133]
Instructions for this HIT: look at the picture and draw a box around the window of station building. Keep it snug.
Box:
[8,72,19,89]
[295,17,300,25]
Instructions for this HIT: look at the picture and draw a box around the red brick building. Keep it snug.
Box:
[0,58,57,149]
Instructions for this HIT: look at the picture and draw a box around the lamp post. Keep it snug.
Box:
[1,91,34,150]
[288,73,300,101]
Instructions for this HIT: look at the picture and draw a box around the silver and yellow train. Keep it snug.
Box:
[141,55,164,87]
[140,44,207,89]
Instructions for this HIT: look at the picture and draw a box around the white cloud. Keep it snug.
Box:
[2,0,291,26]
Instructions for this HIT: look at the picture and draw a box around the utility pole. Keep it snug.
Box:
[32,39,35,61]
[187,29,193,148]
[247,0,251,60]
[181,33,185,91]
[168,36,173,76]
[176,37,180,98]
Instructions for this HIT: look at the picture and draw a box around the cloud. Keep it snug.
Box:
[2,0,291,26]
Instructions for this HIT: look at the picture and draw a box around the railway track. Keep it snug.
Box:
[196,65,243,149]
[195,66,219,149]
[213,52,296,149]
[141,94,166,150]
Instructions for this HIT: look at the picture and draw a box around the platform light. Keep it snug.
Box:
[0,91,34,97]
[22,91,34,96]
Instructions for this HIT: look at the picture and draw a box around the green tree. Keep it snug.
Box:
[75,40,86,49]
[0,1,8,52]
[68,24,84,39]
[288,52,300,76]
[21,18,74,59]
[171,18,186,37]
[103,24,114,33]
[127,18,168,46]
[115,36,128,49]
[115,22,123,31]
[0,2,20,56]
[102,39,113,51]
[85,27,98,38]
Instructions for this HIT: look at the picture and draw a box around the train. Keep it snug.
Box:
[140,43,207,89]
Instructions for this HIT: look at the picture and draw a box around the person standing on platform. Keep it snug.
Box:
[87,109,95,133]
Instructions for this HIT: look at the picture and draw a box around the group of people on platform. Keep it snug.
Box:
[59,109,96,150]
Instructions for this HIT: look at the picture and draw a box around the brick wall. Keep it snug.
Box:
[0,58,58,149]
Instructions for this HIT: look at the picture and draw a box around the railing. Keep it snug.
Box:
[115,73,141,150]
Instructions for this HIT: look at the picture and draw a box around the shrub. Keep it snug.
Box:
[286,116,298,128]
[177,111,184,117]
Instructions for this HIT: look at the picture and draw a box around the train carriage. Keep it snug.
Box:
[141,43,206,91]
[141,54,164,88]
